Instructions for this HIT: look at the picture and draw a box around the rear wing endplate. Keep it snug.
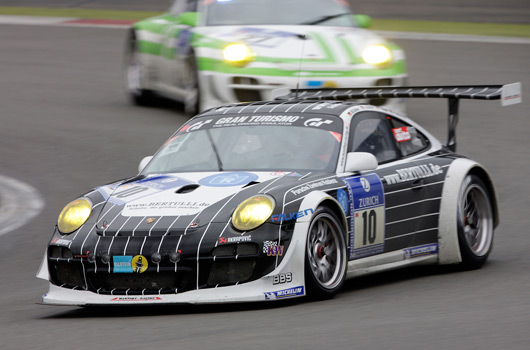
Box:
[274,83,522,151]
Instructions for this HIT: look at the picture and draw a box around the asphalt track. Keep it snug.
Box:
[0,21,529,350]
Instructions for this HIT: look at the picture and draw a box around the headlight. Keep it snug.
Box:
[57,198,92,234]
[223,43,255,67]
[362,45,392,66]
[232,195,275,231]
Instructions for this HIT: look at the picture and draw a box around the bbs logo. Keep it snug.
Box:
[273,272,292,285]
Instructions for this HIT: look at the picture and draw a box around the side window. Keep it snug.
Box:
[388,118,430,156]
[349,112,399,164]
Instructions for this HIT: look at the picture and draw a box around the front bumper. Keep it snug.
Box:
[200,70,408,112]
[38,221,311,305]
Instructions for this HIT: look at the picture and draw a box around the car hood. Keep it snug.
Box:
[90,171,335,236]
[193,24,391,67]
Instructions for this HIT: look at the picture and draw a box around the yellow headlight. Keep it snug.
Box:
[362,45,392,66]
[232,195,275,231]
[223,43,255,66]
[57,198,92,234]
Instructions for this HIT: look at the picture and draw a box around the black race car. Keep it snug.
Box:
[38,83,521,305]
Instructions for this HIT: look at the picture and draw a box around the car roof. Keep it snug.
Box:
[199,100,363,117]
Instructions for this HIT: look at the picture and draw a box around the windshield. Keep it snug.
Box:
[202,0,355,27]
[143,121,343,174]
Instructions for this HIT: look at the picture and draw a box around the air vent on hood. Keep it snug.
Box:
[175,184,200,194]
[242,181,260,188]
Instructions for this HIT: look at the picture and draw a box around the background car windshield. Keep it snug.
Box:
[203,0,355,26]
[143,125,341,173]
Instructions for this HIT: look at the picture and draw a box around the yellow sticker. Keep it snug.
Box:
[131,255,148,273]
[323,81,338,88]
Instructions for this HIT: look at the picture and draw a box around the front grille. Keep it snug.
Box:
[207,259,257,286]
[90,270,191,293]
[50,260,85,288]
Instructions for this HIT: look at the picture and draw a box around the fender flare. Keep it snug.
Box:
[438,158,498,264]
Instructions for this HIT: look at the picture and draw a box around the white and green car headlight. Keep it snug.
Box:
[57,198,92,234]
[223,43,255,67]
[362,44,392,66]
[232,195,275,231]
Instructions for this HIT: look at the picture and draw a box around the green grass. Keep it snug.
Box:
[0,7,161,21]
[1,7,529,38]
[372,19,530,38]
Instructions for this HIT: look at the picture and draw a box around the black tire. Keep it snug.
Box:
[124,31,157,106]
[457,175,494,270]
[305,207,347,299]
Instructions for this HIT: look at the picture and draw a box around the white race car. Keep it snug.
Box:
[125,0,407,114]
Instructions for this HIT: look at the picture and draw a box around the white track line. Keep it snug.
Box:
[0,174,44,236]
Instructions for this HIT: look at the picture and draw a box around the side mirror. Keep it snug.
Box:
[138,156,153,173]
[179,12,198,27]
[344,152,378,173]
[353,14,372,28]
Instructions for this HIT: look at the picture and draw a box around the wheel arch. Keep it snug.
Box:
[297,191,348,242]
[438,158,498,264]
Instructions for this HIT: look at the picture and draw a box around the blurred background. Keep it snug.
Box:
[0,1,529,349]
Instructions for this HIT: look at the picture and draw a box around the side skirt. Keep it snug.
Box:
[346,249,438,279]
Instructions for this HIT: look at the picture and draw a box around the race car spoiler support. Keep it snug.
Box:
[274,83,522,152]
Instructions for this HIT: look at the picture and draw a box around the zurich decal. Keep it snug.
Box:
[199,172,258,187]
[342,173,385,260]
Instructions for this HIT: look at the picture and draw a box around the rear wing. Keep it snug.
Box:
[274,83,522,151]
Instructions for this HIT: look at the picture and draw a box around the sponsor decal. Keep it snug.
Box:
[51,238,71,246]
[336,189,349,215]
[329,131,342,142]
[303,118,334,127]
[392,127,411,142]
[291,178,338,196]
[219,236,252,244]
[113,256,133,273]
[181,119,212,132]
[360,177,371,192]
[75,250,90,258]
[271,208,313,223]
[227,27,297,48]
[342,174,385,260]
[267,245,284,257]
[132,255,148,273]
[404,243,438,259]
[96,184,116,200]
[273,272,292,285]
[108,176,193,206]
[305,81,338,88]
[110,296,163,302]
[123,200,209,217]
[211,115,301,128]
[264,286,304,300]
[263,240,279,253]
[383,163,443,185]
[199,172,258,187]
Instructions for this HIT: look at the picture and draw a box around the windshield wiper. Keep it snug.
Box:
[300,12,350,26]
[205,129,224,171]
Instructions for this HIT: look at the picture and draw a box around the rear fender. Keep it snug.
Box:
[438,158,498,264]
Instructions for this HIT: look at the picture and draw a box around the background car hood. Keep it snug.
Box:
[194,24,389,68]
